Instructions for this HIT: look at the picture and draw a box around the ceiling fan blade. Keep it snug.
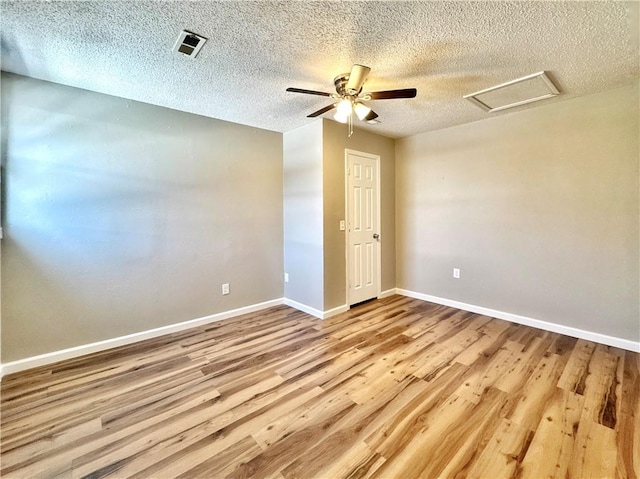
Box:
[364,110,379,122]
[368,88,417,100]
[307,103,336,118]
[286,87,332,97]
[346,64,371,95]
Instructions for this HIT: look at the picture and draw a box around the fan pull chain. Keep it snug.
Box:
[348,108,354,137]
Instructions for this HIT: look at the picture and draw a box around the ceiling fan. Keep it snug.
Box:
[286,64,417,135]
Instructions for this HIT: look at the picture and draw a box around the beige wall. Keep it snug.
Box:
[283,119,395,312]
[3,71,636,363]
[1,73,284,362]
[396,84,640,342]
[322,119,396,309]
[283,121,324,311]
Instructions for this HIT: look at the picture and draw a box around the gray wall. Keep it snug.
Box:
[322,119,396,310]
[396,83,640,342]
[1,73,283,362]
[283,121,324,311]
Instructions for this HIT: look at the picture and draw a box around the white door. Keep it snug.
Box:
[346,150,380,305]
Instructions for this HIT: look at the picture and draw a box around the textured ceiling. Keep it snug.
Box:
[1,1,638,138]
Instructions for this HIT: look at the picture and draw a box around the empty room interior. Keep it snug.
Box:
[1,1,639,478]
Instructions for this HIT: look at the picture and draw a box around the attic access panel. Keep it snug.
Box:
[464,71,560,112]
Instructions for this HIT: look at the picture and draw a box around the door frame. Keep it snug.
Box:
[344,148,382,307]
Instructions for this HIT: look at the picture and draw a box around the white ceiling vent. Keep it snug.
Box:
[464,71,560,113]
[173,30,207,58]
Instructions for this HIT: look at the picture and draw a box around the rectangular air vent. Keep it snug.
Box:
[464,71,560,113]
[173,30,207,58]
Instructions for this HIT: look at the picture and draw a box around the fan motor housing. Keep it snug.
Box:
[334,74,356,96]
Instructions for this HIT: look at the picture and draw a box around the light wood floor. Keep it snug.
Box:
[1,295,638,478]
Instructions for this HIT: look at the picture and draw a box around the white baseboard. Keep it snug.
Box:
[396,288,640,353]
[5,289,636,380]
[283,298,348,319]
[284,289,399,320]
[0,298,284,379]
[284,290,399,319]
[283,298,324,319]
[324,304,349,319]
[378,288,397,299]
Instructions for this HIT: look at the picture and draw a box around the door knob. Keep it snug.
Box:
[373,233,380,240]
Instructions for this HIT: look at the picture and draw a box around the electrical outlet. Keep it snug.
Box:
[453,268,460,279]
[284,272,289,283]
[339,220,346,231]
[222,283,230,295]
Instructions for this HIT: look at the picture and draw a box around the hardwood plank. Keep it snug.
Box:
[251,386,356,450]
[71,379,318,478]
[504,351,567,432]
[1,295,636,479]
[518,388,584,479]
[454,339,524,404]
[430,391,510,478]
[230,398,357,478]
[119,385,324,479]
[175,435,263,479]
[493,336,553,394]
[2,359,209,453]
[557,339,597,394]
[370,388,507,478]
[411,322,484,381]
[279,377,419,479]
[453,316,513,366]
[363,363,470,457]
[465,418,533,479]
[580,344,622,428]
[616,351,640,479]
[570,413,618,478]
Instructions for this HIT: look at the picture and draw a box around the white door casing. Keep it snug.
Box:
[346,149,380,306]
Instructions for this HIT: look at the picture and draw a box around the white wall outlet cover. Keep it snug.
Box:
[453,268,461,279]
[284,273,289,283]
[222,283,230,295]
[339,220,346,231]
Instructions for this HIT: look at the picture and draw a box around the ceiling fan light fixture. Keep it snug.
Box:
[336,98,353,116]
[286,64,417,135]
[334,110,350,124]
[353,102,371,121]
